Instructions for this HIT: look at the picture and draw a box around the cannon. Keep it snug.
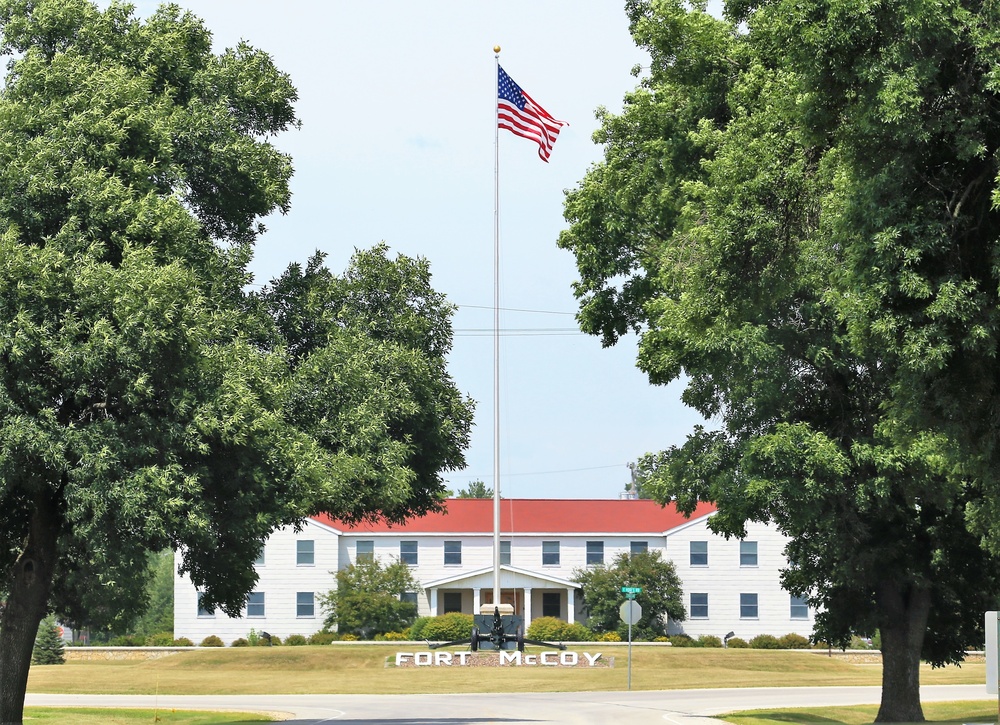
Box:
[429,606,567,651]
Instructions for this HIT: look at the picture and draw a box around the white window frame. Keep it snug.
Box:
[296,591,315,618]
[790,594,809,619]
[690,592,709,619]
[356,540,374,563]
[690,540,708,566]
[542,540,560,566]
[296,539,315,566]
[444,540,462,565]
[586,540,604,566]
[740,592,759,619]
[247,591,265,618]
[400,540,418,566]
[740,540,758,567]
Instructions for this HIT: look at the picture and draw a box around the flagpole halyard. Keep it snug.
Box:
[492,45,502,614]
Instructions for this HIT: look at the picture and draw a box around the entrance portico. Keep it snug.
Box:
[423,565,580,628]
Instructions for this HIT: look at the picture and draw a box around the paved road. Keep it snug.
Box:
[26,685,992,724]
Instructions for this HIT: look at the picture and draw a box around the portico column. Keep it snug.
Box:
[522,587,532,629]
[473,587,481,613]
[430,588,438,616]
[567,588,575,624]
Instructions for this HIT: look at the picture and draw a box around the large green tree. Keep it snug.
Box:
[573,550,685,641]
[0,2,472,723]
[559,0,1000,720]
[320,557,420,638]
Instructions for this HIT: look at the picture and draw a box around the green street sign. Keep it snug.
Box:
[621,587,642,594]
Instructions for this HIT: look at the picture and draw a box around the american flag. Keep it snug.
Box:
[497,65,567,162]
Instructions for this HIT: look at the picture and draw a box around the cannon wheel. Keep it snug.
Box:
[470,626,480,652]
[516,625,525,652]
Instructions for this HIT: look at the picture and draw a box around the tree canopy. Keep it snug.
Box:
[455,480,493,498]
[0,1,472,721]
[559,0,1000,720]
[573,550,685,641]
[321,557,421,638]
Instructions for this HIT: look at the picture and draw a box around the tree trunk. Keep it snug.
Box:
[875,582,932,723]
[0,494,61,725]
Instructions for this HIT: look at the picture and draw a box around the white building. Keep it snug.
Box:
[173,498,814,643]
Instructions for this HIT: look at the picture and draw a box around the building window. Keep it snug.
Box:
[197,592,214,618]
[542,541,560,565]
[586,541,604,566]
[296,592,315,618]
[500,540,511,565]
[443,592,462,613]
[690,541,708,566]
[630,541,648,556]
[247,592,265,618]
[296,540,314,566]
[401,592,418,606]
[790,595,809,619]
[542,592,561,618]
[400,541,418,565]
[356,540,374,563]
[740,541,758,566]
[444,540,462,565]
[254,549,265,567]
[690,592,709,619]
[740,593,759,619]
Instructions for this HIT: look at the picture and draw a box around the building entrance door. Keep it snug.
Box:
[482,589,523,614]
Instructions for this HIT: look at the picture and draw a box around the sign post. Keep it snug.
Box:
[988,612,999,722]
[620,587,643,690]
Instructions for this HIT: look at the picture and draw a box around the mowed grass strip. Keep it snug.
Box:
[23,707,276,723]
[723,700,995,725]
[26,646,985,696]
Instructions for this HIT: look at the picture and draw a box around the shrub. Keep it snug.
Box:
[697,635,723,648]
[849,635,874,650]
[778,633,811,649]
[599,631,622,642]
[668,634,695,647]
[420,613,474,642]
[378,631,408,641]
[146,632,175,647]
[247,629,260,646]
[308,631,338,645]
[261,635,281,646]
[749,634,781,649]
[231,638,249,647]
[408,617,431,641]
[107,634,145,647]
[199,635,224,647]
[562,622,595,642]
[725,636,749,648]
[526,616,566,641]
[340,632,359,641]
[285,634,308,646]
[172,637,194,647]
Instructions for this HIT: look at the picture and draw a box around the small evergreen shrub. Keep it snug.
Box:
[749,634,781,649]
[420,613,474,642]
[562,622,595,642]
[725,636,749,648]
[231,638,249,647]
[199,635,224,647]
[778,633,810,649]
[172,637,193,647]
[308,631,338,645]
[408,617,431,640]
[526,616,565,641]
[697,635,723,648]
[147,632,175,647]
[285,634,308,646]
[32,619,65,665]
[108,634,145,647]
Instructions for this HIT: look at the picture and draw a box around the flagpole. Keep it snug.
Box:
[492,45,502,615]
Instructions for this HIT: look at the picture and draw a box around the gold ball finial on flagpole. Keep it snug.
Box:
[493,45,501,54]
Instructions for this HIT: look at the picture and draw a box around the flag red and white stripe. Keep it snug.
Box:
[497,65,567,162]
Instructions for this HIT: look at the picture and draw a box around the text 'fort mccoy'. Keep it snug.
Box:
[394,651,605,667]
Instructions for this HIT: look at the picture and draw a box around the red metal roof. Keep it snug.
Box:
[314,499,716,534]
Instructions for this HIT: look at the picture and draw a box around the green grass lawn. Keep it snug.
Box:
[25,646,986,696]
[23,708,276,724]
[723,700,996,725]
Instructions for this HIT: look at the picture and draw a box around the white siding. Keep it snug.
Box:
[665,518,814,640]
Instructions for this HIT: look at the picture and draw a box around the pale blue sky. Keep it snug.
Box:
[125,1,713,499]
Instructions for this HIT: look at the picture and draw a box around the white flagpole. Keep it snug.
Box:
[492,45,502,613]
